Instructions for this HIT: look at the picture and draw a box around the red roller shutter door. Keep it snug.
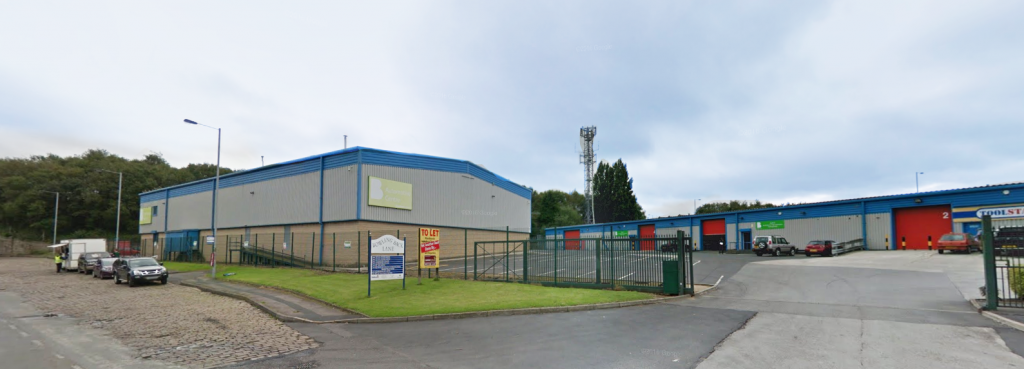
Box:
[702,219,726,251]
[564,230,581,250]
[894,205,952,250]
[639,224,656,251]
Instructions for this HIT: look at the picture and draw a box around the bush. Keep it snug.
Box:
[1009,266,1024,298]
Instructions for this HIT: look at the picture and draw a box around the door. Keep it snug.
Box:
[894,205,952,250]
[741,230,752,250]
[564,230,581,250]
[702,219,726,251]
[639,224,656,251]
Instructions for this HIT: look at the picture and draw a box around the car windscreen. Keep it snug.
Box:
[754,237,769,243]
[940,234,966,241]
[86,253,109,259]
[128,259,160,268]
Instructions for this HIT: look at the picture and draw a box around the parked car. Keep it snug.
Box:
[113,257,168,287]
[994,227,1024,256]
[753,235,796,257]
[937,233,981,254]
[78,251,112,275]
[805,240,835,257]
[93,257,118,279]
[660,241,679,253]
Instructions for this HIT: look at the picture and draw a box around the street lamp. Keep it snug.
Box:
[40,191,59,244]
[184,118,221,278]
[916,172,924,193]
[97,169,123,252]
[694,198,701,215]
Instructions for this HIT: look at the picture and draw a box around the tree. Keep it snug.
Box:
[0,149,233,241]
[695,200,776,215]
[592,159,645,223]
[530,189,586,237]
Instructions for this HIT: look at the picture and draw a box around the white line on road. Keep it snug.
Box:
[7,324,16,330]
[618,272,636,280]
[18,330,28,337]
[714,275,723,287]
[31,340,42,347]
[72,365,83,369]
[55,354,64,359]
[694,260,701,265]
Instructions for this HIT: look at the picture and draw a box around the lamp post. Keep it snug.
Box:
[184,119,221,278]
[40,191,59,244]
[916,172,924,193]
[97,169,123,252]
[694,198,701,215]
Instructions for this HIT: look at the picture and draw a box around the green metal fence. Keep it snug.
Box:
[983,215,1024,309]
[474,231,694,295]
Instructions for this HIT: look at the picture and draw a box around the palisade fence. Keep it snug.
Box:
[475,230,695,295]
[983,214,1024,309]
[138,227,532,278]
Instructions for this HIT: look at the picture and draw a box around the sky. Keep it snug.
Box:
[2,1,1023,218]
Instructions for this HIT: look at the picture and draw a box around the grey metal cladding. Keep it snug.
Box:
[360,164,530,230]
[167,192,212,231]
[215,171,320,228]
[138,200,165,233]
[323,166,358,222]
[750,215,864,250]
[867,212,891,250]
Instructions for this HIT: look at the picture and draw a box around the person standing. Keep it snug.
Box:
[54,253,63,273]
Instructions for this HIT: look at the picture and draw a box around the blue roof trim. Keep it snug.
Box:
[140,147,532,200]
[547,182,1024,233]
[140,192,165,203]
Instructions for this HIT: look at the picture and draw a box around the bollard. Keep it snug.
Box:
[902,236,906,250]
[928,235,932,250]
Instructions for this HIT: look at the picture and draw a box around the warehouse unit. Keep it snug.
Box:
[547,182,1024,252]
[138,147,531,264]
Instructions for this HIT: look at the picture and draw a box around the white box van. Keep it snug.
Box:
[60,239,107,271]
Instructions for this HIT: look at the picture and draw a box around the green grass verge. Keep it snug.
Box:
[162,262,213,273]
[214,265,654,317]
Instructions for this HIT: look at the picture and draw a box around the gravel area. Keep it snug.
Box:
[0,258,318,368]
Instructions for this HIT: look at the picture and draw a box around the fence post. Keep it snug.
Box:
[311,232,316,269]
[357,231,362,273]
[678,230,689,295]
[473,238,478,280]
[609,226,615,288]
[290,233,295,266]
[523,238,529,284]
[595,236,602,284]
[464,228,468,280]
[271,233,276,268]
[984,215,998,310]
[332,233,336,272]
[505,226,510,283]
[554,232,559,286]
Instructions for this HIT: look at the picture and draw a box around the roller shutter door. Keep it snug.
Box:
[702,219,726,251]
[895,205,952,250]
[564,230,581,250]
[639,224,656,251]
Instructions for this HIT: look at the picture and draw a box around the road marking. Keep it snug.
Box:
[8,324,16,330]
[31,340,42,347]
[18,330,29,337]
[538,269,566,276]
[694,260,701,265]
[618,272,636,280]
[714,275,724,287]
[55,354,64,359]
[72,365,83,369]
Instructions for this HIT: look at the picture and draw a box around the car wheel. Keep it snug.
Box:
[789,248,796,257]
[805,252,811,257]
[161,277,167,285]
[115,274,121,284]
[128,276,136,287]
[755,252,762,257]
[773,248,780,257]
[939,250,945,254]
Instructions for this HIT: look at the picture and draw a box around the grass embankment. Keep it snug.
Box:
[212,265,654,317]
[162,261,214,273]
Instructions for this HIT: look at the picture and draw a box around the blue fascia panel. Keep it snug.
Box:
[140,192,165,203]
[168,181,214,198]
[217,160,320,189]
[324,152,358,170]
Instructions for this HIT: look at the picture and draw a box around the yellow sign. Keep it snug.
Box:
[419,228,440,269]
[367,176,413,210]
[140,207,153,225]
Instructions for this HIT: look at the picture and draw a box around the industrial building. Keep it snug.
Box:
[138,147,532,264]
[547,182,1024,252]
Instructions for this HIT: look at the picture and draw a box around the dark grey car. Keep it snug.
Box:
[78,251,112,275]
[113,257,168,287]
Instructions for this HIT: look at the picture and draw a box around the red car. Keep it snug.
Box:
[804,240,835,257]
[937,233,980,254]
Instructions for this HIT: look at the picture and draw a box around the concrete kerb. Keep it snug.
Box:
[177,277,713,324]
[969,299,1024,332]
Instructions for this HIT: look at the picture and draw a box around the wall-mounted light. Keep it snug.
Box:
[777,211,782,215]
[1004,190,1011,195]
[914,198,923,203]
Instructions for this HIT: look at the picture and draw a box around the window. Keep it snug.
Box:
[152,206,159,216]
[940,234,965,241]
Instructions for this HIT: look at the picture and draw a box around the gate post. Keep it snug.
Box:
[523,240,529,283]
[595,238,602,284]
[984,215,998,310]
[678,230,689,295]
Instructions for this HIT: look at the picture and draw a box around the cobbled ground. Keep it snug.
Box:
[0,258,318,368]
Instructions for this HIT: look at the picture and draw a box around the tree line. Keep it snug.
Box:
[0,149,232,241]
[531,159,646,236]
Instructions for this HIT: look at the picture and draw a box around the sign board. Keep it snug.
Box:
[977,206,1024,219]
[139,207,153,225]
[370,255,405,281]
[367,176,413,210]
[206,236,215,245]
[344,241,352,249]
[756,220,785,230]
[419,228,440,269]
[614,230,629,237]
[371,235,405,254]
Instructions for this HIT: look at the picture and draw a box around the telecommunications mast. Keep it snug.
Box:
[580,126,597,224]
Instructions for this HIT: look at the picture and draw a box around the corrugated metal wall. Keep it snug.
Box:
[749,215,864,250]
[866,212,891,249]
[215,171,320,229]
[167,192,212,231]
[360,164,530,230]
[323,166,359,221]
[138,200,165,233]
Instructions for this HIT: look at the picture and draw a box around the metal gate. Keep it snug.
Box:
[475,231,694,295]
[983,215,1024,309]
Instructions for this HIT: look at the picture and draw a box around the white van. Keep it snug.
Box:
[60,239,107,271]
